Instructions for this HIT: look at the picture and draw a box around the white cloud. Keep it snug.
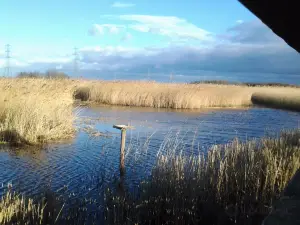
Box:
[7,19,300,75]
[80,46,142,57]
[88,24,104,36]
[0,58,30,68]
[236,20,244,24]
[129,24,149,32]
[121,33,132,42]
[109,26,120,34]
[119,15,212,41]
[226,20,285,45]
[27,57,71,64]
[56,65,63,70]
[0,59,5,67]
[88,24,124,36]
[77,41,300,73]
[77,19,300,74]
[14,60,30,67]
[111,2,135,8]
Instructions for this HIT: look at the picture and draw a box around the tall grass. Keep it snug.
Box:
[80,81,300,109]
[2,78,299,110]
[0,129,299,224]
[0,78,75,145]
[1,77,299,144]
[0,190,44,225]
[105,129,300,225]
[252,91,300,111]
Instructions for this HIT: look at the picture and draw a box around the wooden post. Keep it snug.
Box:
[113,125,134,176]
[120,128,126,176]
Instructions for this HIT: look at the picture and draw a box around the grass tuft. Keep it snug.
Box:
[0,190,44,225]
[73,87,90,101]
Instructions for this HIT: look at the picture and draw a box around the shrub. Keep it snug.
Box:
[17,72,43,79]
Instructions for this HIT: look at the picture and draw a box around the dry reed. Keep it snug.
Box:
[0,78,75,145]
[0,190,44,225]
[1,129,299,224]
[1,77,299,144]
[77,80,300,109]
[105,129,300,225]
[252,91,300,111]
[2,77,299,110]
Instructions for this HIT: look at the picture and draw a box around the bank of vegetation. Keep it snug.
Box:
[0,78,74,145]
[0,76,299,145]
[105,129,300,225]
[252,91,300,111]
[190,79,300,88]
[17,70,69,79]
[0,75,299,224]
[1,129,300,224]
[75,80,300,110]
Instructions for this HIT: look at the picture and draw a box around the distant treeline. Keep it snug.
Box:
[191,80,300,88]
[17,70,70,79]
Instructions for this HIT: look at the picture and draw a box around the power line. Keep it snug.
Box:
[73,47,79,78]
[4,44,12,77]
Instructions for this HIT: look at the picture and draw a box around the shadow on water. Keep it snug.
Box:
[0,129,31,146]
[252,96,300,112]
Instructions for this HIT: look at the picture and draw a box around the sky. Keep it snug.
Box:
[0,0,300,77]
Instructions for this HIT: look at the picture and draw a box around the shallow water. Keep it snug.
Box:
[0,105,299,199]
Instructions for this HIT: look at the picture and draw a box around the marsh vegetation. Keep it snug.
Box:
[0,77,299,224]
[0,77,299,145]
[1,129,300,224]
[0,78,74,145]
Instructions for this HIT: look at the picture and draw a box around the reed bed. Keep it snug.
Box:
[252,90,300,111]
[0,78,75,145]
[105,129,300,225]
[78,80,300,109]
[1,77,299,144]
[0,190,44,225]
[191,80,300,88]
[2,77,299,110]
[0,129,300,224]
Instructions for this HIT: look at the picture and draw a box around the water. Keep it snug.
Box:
[77,70,300,85]
[0,105,299,199]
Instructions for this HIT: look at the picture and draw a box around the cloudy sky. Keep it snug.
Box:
[0,0,300,77]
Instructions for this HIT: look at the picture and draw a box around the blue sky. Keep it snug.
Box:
[0,0,300,75]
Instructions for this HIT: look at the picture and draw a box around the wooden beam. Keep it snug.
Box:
[113,124,134,176]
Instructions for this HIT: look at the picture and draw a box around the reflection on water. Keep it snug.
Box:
[0,106,299,198]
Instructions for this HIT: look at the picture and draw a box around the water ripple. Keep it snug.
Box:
[0,106,299,197]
